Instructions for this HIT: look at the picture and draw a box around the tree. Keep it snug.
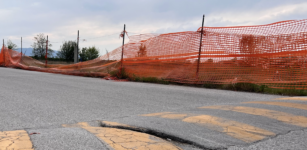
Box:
[79,47,87,62]
[86,46,99,60]
[57,41,78,61]
[7,39,17,50]
[79,46,99,61]
[31,33,54,58]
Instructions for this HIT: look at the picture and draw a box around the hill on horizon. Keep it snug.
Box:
[15,48,59,57]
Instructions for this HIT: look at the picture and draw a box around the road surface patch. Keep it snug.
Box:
[0,130,33,150]
[274,97,307,101]
[244,101,307,111]
[63,122,181,150]
[141,112,274,142]
[200,105,307,127]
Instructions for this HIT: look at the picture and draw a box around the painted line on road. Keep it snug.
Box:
[200,105,307,127]
[63,122,181,150]
[142,112,187,119]
[0,130,33,150]
[101,121,128,127]
[273,97,307,101]
[244,101,307,111]
[142,112,172,117]
[141,112,274,142]
[183,115,275,143]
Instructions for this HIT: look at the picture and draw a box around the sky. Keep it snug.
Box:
[1,0,307,56]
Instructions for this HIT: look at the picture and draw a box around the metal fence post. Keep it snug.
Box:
[197,15,205,75]
[121,24,126,71]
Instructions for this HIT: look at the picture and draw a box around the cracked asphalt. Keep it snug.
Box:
[0,67,307,150]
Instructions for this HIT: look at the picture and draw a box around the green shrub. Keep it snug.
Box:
[201,82,306,96]
[130,74,169,84]
[110,68,129,79]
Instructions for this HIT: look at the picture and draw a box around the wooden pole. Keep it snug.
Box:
[77,30,79,63]
[121,24,126,70]
[197,15,205,74]
[3,39,5,66]
[20,37,22,62]
[21,37,22,55]
[45,35,48,67]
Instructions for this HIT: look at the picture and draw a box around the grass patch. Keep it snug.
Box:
[110,67,129,79]
[132,74,169,84]
[110,68,169,84]
[263,87,307,96]
[202,82,307,96]
[109,68,306,96]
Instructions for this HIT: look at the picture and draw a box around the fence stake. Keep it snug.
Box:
[45,35,48,67]
[121,24,126,71]
[21,37,22,56]
[77,30,79,63]
[197,15,205,75]
[3,39,5,66]
[106,49,109,61]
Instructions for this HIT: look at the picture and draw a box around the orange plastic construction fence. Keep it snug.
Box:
[1,19,307,89]
[0,47,118,77]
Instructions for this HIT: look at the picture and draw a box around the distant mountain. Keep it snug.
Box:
[15,48,60,57]
[16,48,33,56]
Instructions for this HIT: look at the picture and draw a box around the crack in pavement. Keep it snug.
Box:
[0,130,33,150]
[102,120,225,150]
[228,128,307,150]
[142,112,275,143]
[63,122,182,150]
[247,127,307,146]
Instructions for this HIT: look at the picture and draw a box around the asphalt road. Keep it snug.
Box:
[0,67,306,150]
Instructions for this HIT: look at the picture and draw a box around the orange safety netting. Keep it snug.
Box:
[0,47,119,77]
[1,19,307,89]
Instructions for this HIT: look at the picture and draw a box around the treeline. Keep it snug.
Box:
[7,33,101,62]
[30,33,100,62]
[30,56,69,62]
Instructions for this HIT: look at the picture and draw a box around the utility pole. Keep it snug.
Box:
[121,24,126,70]
[196,15,205,75]
[45,35,48,67]
[77,30,79,63]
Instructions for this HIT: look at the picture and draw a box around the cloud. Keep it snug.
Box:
[206,1,307,27]
[30,2,41,7]
[0,0,306,56]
